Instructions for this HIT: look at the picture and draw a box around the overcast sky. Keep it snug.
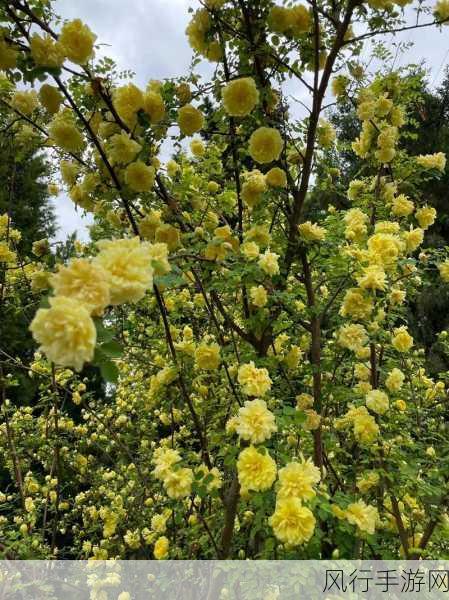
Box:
[50,0,449,242]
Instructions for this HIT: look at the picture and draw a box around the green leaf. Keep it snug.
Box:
[99,361,119,384]
[100,340,123,359]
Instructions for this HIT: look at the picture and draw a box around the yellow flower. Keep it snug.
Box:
[385,368,405,392]
[163,468,194,499]
[367,233,402,267]
[39,84,63,114]
[250,285,268,308]
[148,242,170,276]
[241,241,260,260]
[365,389,389,415]
[29,296,96,372]
[248,127,283,164]
[49,110,85,153]
[438,260,449,282]
[317,119,336,147]
[339,288,373,320]
[395,399,407,412]
[153,536,169,559]
[222,77,259,117]
[152,447,181,480]
[241,169,267,207]
[391,194,414,217]
[60,160,79,186]
[345,500,378,535]
[298,221,326,242]
[235,399,277,444]
[277,459,320,501]
[357,264,386,291]
[403,227,424,253]
[94,237,154,305]
[190,138,205,157]
[356,471,379,494]
[59,19,96,65]
[143,90,165,124]
[392,326,413,352]
[258,250,280,276]
[303,409,321,431]
[353,411,379,444]
[237,446,277,492]
[0,241,16,263]
[178,104,204,136]
[113,83,144,126]
[269,498,316,545]
[107,132,141,165]
[155,224,181,251]
[416,152,446,172]
[11,91,38,116]
[337,324,368,352]
[51,258,110,317]
[415,206,436,229]
[194,342,221,370]
[0,38,17,70]
[125,161,155,192]
[30,34,65,68]
[237,361,272,396]
[265,167,287,188]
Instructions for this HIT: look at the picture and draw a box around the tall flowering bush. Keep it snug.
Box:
[1,0,449,560]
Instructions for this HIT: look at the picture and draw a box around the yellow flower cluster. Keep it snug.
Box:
[39,84,63,114]
[49,109,85,154]
[298,221,326,242]
[365,389,389,415]
[124,161,155,192]
[186,9,221,62]
[233,399,277,444]
[345,500,378,535]
[277,459,320,501]
[416,152,446,172]
[269,498,316,545]
[248,127,283,164]
[222,77,259,117]
[59,19,96,65]
[237,446,277,492]
[94,237,156,305]
[30,34,65,68]
[237,361,272,396]
[268,5,311,37]
[178,104,205,136]
[194,342,221,370]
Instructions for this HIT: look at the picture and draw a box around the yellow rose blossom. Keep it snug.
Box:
[163,467,194,499]
[237,361,272,397]
[49,110,85,153]
[237,446,277,492]
[265,167,287,188]
[178,104,204,136]
[269,498,316,546]
[258,249,280,276]
[39,84,63,114]
[94,237,154,305]
[415,206,436,229]
[29,296,96,372]
[241,169,267,207]
[395,399,407,411]
[11,91,38,116]
[59,19,96,65]
[337,324,368,352]
[0,38,17,70]
[298,221,326,242]
[50,258,110,317]
[357,264,386,291]
[365,389,389,415]
[222,77,259,117]
[339,288,373,319]
[367,233,402,267]
[391,194,414,217]
[241,241,260,260]
[148,242,170,276]
[385,368,405,392]
[403,227,424,253]
[30,34,65,67]
[392,326,413,352]
[250,285,268,307]
[356,471,380,494]
[438,260,449,282]
[155,224,181,251]
[416,152,446,172]
[235,399,277,444]
[194,342,221,370]
[277,459,320,501]
[143,90,165,124]
[353,411,379,444]
[153,536,169,559]
[248,127,283,164]
[345,500,378,535]
[124,161,155,192]
[190,138,205,157]
[113,83,144,125]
